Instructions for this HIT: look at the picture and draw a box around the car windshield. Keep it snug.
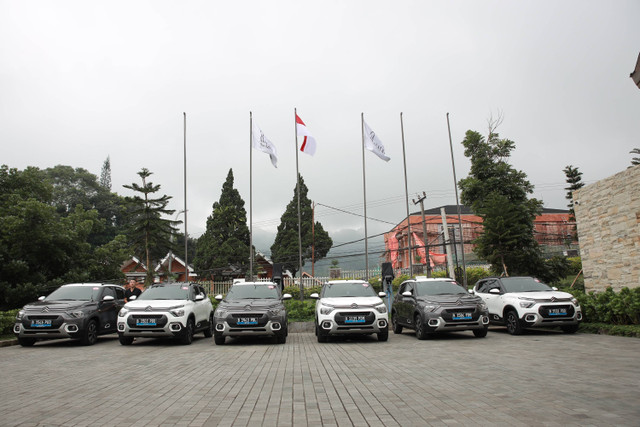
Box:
[45,286,102,301]
[321,282,376,298]
[501,277,552,293]
[137,285,190,300]
[225,284,280,300]
[415,281,467,296]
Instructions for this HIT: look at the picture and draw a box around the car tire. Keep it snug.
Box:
[316,324,329,343]
[415,315,429,340]
[473,327,489,338]
[276,332,287,344]
[505,310,523,335]
[180,318,194,345]
[204,314,214,338]
[81,319,98,346]
[119,335,134,345]
[214,334,225,345]
[18,337,36,347]
[561,324,579,334]
[377,328,389,342]
[391,312,403,334]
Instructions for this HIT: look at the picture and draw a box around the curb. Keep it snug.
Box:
[0,339,18,347]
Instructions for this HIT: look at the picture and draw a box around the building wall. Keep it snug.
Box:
[574,165,640,292]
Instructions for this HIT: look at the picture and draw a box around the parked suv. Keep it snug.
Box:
[472,276,582,335]
[13,283,125,346]
[213,281,292,345]
[117,282,214,345]
[310,280,389,342]
[392,277,489,339]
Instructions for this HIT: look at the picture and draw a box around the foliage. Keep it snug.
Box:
[458,128,545,277]
[283,285,322,299]
[100,156,112,190]
[630,148,640,167]
[578,322,640,338]
[284,300,316,322]
[0,309,20,335]
[563,165,584,221]
[270,174,332,277]
[194,169,250,279]
[566,287,640,325]
[123,168,179,285]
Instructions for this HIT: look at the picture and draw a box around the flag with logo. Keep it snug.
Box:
[363,120,390,162]
[296,114,317,156]
[252,122,278,168]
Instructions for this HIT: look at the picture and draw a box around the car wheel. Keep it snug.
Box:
[316,324,329,343]
[81,319,98,346]
[214,334,225,345]
[204,314,214,338]
[561,324,579,334]
[415,315,429,340]
[180,318,194,345]
[473,327,488,338]
[18,337,36,347]
[119,335,134,345]
[505,310,523,335]
[276,332,287,344]
[377,327,389,342]
[391,312,403,334]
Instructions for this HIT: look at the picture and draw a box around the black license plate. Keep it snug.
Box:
[548,308,567,316]
[136,318,157,326]
[452,312,472,320]
[237,318,258,325]
[345,316,366,324]
[31,319,52,328]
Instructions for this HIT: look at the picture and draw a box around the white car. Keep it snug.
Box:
[117,282,214,345]
[310,280,389,342]
[472,276,582,335]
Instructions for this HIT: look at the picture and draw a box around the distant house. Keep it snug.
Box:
[384,205,576,270]
[155,252,197,282]
[121,256,148,283]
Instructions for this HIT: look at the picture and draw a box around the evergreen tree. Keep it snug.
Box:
[194,169,250,279]
[270,174,332,278]
[100,156,112,190]
[123,168,179,285]
[563,165,584,221]
[458,128,543,277]
[630,148,640,166]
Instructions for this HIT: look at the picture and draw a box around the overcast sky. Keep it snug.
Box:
[1,1,638,263]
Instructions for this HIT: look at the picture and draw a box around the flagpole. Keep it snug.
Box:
[400,112,413,277]
[361,113,369,280]
[294,108,303,300]
[249,112,254,281]
[447,112,467,287]
[183,112,188,283]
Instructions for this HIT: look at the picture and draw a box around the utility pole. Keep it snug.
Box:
[312,201,315,277]
[412,192,432,277]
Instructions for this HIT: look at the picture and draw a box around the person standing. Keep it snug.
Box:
[124,279,142,303]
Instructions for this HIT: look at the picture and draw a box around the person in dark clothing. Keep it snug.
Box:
[124,279,142,303]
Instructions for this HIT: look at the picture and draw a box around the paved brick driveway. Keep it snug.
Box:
[1,327,638,426]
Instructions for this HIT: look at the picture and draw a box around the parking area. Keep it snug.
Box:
[1,327,639,427]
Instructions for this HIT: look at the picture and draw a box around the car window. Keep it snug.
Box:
[501,277,552,293]
[102,287,116,299]
[136,285,190,300]
[402,283,414,295]
[45,286,102,301]
[415,280,466,296]
[321,282,376,298]
[226,284,280,300]
[114,287,125,300]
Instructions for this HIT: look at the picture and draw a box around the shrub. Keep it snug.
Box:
[0,309,20,335]
[284,300,315,322]
[283,285,322,299]
[567,287,640,325]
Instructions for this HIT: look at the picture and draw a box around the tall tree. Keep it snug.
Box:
[458,127,543,277]
[563,165,584,221]
[270,174,332,278]
[194,169,250,279]
[123,168,179,285]
[630,148,640,166]
[100,156,112,190]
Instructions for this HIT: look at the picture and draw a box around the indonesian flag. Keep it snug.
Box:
[296,114,317,156]
[363,120,390,162]
[252,122,278,168]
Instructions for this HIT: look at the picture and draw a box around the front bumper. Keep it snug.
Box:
[519,304,582,328]
[14,316,86,340]
[421,312,490,333]
[117,313,188,338]
[317,310,388,335]
[214,311,286,337]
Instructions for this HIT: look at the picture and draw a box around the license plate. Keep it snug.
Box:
[237,318,258,325]
[548,308,567,316]
[452,312,472,320]
[31,319,52,328]
[345,316,366,324]
[136,318,157,326]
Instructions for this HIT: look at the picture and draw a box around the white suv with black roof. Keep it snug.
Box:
[310,280,389,342]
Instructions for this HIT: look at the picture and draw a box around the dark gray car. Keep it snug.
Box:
[213,281,292,345]
[391,278,489,339]
[13,283,125,346]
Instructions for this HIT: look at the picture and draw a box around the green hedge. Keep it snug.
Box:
[567,287,640,325]
[1,309,19,335]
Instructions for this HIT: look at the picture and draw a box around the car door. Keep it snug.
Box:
[192,285,209,324]
[477,279,503,319]
[99,286,119,332]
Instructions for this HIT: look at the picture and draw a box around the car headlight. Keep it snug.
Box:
[214,308,228,318]
[422,304,438,313]
[268,307,283,316]
[375,303,387,314]
[319,305,334,315]
[571,297,579,305]
[169,305,185,317]
[16,310,25,320]
[118,308,128,318]
[479,302,488,311]
[69,310,85,318]
[519,298,535,308]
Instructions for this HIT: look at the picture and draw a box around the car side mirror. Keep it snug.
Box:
[103,295,115,302]
[309,293,319,299]
[129,295,137,301]
[214,294,223,301]
[402,291,412,297]
[38,296,46,301]
[552,287,558,291]
[195,294,204,301]
[468,289,474,294]
[378,292,386,297]
[489,288,501,294]
[282,293,292,300]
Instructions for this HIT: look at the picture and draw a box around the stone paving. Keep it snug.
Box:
[0,327,639,426]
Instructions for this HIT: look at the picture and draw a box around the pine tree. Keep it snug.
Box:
[100,156,112,190]
[194,169,250,279]
[563,165,584,221]
[270,174,332,278]
[123,168,179,285]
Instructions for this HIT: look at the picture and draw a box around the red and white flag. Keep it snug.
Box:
[296,114,317,156]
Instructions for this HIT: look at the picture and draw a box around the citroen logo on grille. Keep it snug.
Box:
[351,303,358,309]
[245,305,252,311]
[551,297,558,302]
[42,306,50,313]
[456,299,463,306]
[145,306,153,312]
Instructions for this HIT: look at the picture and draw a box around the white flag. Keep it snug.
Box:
[252,122,278,168]
[296,114,317,156]
[363,120,390,162]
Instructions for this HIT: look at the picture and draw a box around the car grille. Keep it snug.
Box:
[538,304,575,319]
[127,314,168,328]
[228,313,269,327]
[334,311,375,326]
